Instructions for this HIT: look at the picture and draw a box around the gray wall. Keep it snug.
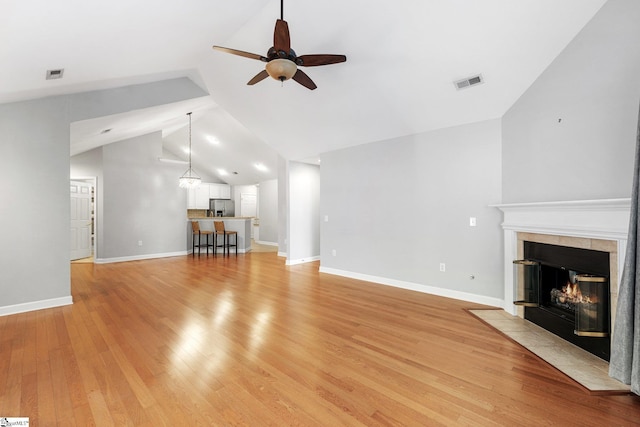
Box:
[258,179,278,244]
[5,1,640,313]
[317,0,640,304]
[503,0,640,203]
[288,162,321,263]
[0,97,71,310]
[277,156,289,255]
[0,77,208,313]
[320,119,503,301]
[71,132,188,261]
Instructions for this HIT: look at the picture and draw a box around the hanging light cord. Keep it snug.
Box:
[187,112,193,174]
[179,111,201,188]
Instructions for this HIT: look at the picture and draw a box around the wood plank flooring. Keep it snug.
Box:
[1,252,639,426]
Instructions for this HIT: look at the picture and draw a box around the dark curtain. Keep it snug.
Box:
[609,105,640,395]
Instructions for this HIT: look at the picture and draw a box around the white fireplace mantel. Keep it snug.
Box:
[493,198,631,315]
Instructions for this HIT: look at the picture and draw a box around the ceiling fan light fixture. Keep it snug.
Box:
[265,58,297,81]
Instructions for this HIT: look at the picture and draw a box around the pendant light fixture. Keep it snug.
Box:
[179,112,202,189]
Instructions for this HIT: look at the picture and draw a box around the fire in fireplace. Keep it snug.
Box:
[514,241,610,361]
[550,271,584,310]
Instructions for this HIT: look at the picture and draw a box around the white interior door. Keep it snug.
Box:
[70,181,93,260]
[240,193,257,217]
[240,193,257,238]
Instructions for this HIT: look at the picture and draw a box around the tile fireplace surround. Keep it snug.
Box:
[494,199,630,321]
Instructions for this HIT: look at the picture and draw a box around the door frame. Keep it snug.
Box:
[70,176,98,261]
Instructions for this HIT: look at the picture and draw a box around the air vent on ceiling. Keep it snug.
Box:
[46,69,65,80]
[454,74,483,90]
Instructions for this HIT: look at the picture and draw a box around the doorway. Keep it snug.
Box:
[240,192,258,239]
[70,178,96,262]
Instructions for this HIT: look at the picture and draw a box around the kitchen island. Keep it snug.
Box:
[189,217,252,254]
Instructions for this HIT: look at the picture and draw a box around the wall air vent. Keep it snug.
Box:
[454,74,483,90]
[46,69,65,80]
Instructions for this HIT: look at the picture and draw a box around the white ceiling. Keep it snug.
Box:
[1,0,607,185]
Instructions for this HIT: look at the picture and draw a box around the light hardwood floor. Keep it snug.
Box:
[1,252,639,425]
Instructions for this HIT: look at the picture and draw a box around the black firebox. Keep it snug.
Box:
[515,241,611,361]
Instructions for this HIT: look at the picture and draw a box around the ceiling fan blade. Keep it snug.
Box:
[297,54,347,67]
[273,19,291,54]
[247,70,269,86]
[292,69,317,90]
[213,46,267,62]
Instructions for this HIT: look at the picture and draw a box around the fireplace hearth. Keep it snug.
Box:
[494,199,631,366]
[515,241,611,361]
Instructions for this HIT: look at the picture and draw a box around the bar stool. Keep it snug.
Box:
[191,221,213,256]
[214,221,237,256]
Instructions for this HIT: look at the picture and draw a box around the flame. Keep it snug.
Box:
[554,281,595,305]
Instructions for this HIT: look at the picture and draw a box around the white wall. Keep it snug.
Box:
[232,185,257,216]
[320,119,503,303]
[502,0,640,203]
[287,162,321,264]
[258,179,278,244]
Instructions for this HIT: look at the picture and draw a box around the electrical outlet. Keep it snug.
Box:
[332,249,337,256]
[324,215,329,222]
[138,240,143,246]
[470,217,477,227]
[440,263,446,272]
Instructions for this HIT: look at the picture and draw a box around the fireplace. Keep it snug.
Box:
[514,241,611,360]
[494,199,631,365]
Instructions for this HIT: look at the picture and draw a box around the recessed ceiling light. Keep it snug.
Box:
[254,163,268,172]
[207,136,220,145]
[100,128,112,134]
[218,169,228,176]
[182,147,191,154]
[46,69,64,80]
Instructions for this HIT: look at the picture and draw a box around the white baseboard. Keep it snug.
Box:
[255,240,278,247]
[95,250,188,264]
[0,296,73,317]
[277,251,287,258]
[286,256,321,266]
[318,266,503,308]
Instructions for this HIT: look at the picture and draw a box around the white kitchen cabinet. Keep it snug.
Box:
[195,185,211,208]
[186,185,209,209]
[187,188,197,209]
[187,183,231,209]
[209,183,231,199]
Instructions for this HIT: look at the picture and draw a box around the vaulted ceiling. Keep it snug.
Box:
[1,0,607,185]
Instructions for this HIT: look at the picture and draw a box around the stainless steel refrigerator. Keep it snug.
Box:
[210,199,235,217]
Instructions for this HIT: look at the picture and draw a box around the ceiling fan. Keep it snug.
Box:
[212,0,346,90]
